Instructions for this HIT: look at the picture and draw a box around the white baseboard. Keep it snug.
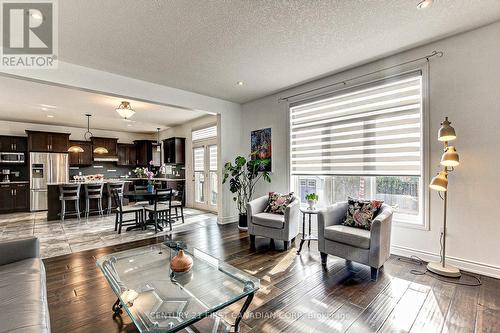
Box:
[391,244,500,279]
[217,215,238,224]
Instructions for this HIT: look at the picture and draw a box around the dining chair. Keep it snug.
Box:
[133,184,150,206]
[145,189,173,233]
[112,189,145,234]
[170,187,185,224]
[106,182,124,215]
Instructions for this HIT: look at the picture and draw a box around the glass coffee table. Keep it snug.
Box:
[96,241,260,332]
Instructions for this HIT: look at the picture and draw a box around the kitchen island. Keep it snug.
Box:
[47,178,185,221]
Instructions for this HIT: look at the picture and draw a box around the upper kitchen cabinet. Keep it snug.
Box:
[163,137,185,164]
[134,140,155,166]
[117,143,137,166]
[91,137,118,157]
[68,141,93,166]
[26,131,70,153]
[0,136,27,152]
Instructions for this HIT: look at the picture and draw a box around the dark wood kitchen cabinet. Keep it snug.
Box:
[0,136,27,152]
[26,131,70,153]
[134,140,155,166]
[91,137,118,157]
[68,141,93,166]
[163,137,185,164]
[117,143,137,166]
[0,183,29,213]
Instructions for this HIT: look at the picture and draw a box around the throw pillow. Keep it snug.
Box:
[264,192,295,215]
[343,197,384,230]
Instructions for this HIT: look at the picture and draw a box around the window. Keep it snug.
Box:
[192,125,217,141]
[290,73,424,225]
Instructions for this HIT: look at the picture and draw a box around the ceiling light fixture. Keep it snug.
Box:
[72,114,108,154]
[236,81,244,86]
[417,0,433,9]
[47,114,54,118]
[155,128,161,152]
[115,101,135,119]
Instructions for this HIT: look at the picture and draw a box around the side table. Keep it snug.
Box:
[297,207,320,254]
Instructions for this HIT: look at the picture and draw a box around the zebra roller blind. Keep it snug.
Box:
[290,73,423,176]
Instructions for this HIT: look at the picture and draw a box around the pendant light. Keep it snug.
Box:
[69,114,108,154]
[155,128,161,152]
[68,114,94,153]
[115,101,135,119]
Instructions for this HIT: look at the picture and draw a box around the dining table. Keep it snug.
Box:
[123,189,178,232]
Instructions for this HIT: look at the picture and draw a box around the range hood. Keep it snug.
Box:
[93,156,119,162]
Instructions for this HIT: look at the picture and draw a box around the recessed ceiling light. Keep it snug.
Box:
[47,115,54,118]
[127,124,132,127]
[236,81,244,86]
[417,0,433,9]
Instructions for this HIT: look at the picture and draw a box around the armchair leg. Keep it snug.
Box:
[320,252,328,266]
[284,241,290,251]
[249,235,256,250]
[371,267,379,282]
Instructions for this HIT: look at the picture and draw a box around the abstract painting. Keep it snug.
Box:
[251,127,272,172]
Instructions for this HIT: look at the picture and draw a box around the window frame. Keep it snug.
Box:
[286,65,430,230]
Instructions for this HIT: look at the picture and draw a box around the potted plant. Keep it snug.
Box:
[305,192,319,209]
[222,155,271,230]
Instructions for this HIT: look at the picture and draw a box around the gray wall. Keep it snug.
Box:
[241,21,500,278]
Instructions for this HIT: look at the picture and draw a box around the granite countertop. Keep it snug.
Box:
[0,180,29,184]
[47,178,186,185]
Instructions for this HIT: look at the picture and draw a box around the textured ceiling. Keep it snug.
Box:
[0,76,207,133]
[58,0,500,103]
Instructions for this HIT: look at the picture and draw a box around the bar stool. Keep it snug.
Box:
[84,183,104,219]
[59,184,81,221]
[106,182,125,215]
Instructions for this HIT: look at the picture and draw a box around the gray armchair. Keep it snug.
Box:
[247,195,300,251]
[318,202,393,281]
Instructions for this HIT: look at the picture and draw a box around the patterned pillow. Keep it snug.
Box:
[264,192,295,215]
[343,197,384,230]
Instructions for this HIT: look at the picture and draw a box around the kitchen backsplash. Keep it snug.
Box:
[69,162,185,179]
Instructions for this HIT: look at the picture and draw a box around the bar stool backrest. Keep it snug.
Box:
[85,183,104,199]
[59,184,81,200]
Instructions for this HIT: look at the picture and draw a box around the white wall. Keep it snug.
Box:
[241,22,500,278]
[0,120,152,143]
[159,115,218,209]
[0,61,243,223]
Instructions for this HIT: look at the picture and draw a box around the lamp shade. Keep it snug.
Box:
[93,147,109,154]
[429,171,448,191]
[438,117,456,142]
[68,145,84,153]
[440,146,459,167]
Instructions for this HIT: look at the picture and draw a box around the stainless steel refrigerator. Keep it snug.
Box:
[30,152,69,211]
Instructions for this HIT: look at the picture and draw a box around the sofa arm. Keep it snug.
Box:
[284,198,300,238]
[0,237,40,266]
[247,195,269,226]
[369,205,393,268]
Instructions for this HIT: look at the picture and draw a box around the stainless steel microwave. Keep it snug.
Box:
[0,152,25,164]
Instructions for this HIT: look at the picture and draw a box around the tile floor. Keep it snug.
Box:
[0,208,217,258]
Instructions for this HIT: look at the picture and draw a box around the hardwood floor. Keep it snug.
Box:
[43,220,498,333]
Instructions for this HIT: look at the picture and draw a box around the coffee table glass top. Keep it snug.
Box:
[96,242,260,332]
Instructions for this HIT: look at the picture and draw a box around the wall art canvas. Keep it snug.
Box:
[251,127,272,172]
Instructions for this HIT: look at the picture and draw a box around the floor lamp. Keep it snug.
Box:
[428,117,461,278]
